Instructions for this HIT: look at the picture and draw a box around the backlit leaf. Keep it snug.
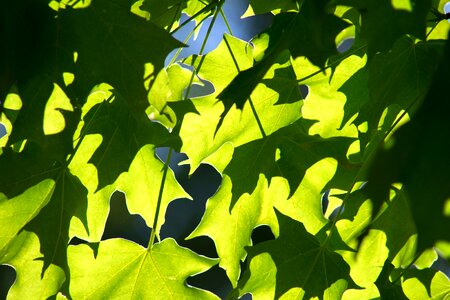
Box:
[235,211,358,299]
[68,238,219,299]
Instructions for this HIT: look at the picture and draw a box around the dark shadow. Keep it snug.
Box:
[101,191,150,247]
[159,153,222,240]
[187,264,232,299]
[179,236,218,258]
[321,189,329,216]
[251,225,275,245]
[0,265,15,299]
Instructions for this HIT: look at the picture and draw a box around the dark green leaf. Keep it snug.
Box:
[218,0,349,119]
[59,0,184,114]
[374,261,408,299]
[235,211,358,299]
[365,34,450,252]
[338,0,432,57]
[224,119,357,208]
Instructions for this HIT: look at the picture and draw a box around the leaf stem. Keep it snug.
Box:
[296,43,367,83]
[248,98,267,138]
[219,7,233,34]
[170,0,218,35]
[222,35,267,138]
[148,1,223,250]
[148,147,173,249]
[168,14,210,66]
[184,0,224,98]
[167,0,184,33]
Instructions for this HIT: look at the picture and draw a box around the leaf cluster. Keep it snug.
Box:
[1,0,449,298]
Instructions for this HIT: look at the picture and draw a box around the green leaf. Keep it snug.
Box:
[4,78,78,160]
[1,0,450,298]
[67,238,219,299]
[117,144,191,239]
[0,231,66,299]
[370,187,417,266]
[365,36,450,252]
[80,86,171,190]
[374,261,408,299]
[180,34,302,173]
[23,170,89,276]
[0,142,61,199]
[218,1,349,115]
[67,85,189,240]
[59,0,184,114]
[190,157,341,286]
[0,179,54,253]
[338,0,432,58]
[187,176,281,286]
[347,37,444,150]
[140,0,186,28]
[147,64,199,129]
[402,268,450,299]
[292,53,365,139]
[235,211,358,299]
[224,119,357,208]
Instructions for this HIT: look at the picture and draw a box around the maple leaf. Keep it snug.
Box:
[59,0,184,114]
[340,37,444,151]
[80,86,171,190]
[180,34,302,173]
[140,0,187,28]
[402,268,450,298]
[234,211,358,299]
[365,36,450,252]
[0,180,54,253]
[224,119,357,209]
[217,0,349,118]
[67,238,219,299]
[0,231,66,299]
[338,0,431,58]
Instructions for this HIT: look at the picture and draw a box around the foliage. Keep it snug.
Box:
[1,0,450,298]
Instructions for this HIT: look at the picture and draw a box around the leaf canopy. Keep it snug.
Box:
[1,0,449,298]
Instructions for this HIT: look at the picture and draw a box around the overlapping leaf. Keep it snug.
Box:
[234,211,358,299]
[0,231,66,299]
[180,34,303,172]
[189,157,340,286]
[146,64,199,129]
[68,85,190,240]
[58,0,183,113]
[187,176,281,286]
[1,0,450,298]
[79,87,170,190]
[0,180,54,253]
[402,268,450,299]
[224,119,357,208]
[365,36,450,252]
[346,37,444,150]
[218,0,349,117]
[338,0,431,57]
